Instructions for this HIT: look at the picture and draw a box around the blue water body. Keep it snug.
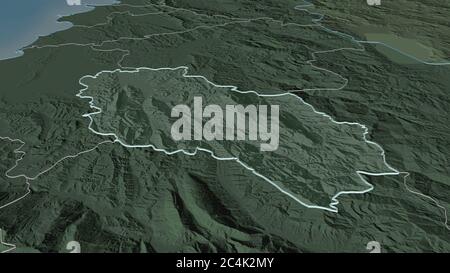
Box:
[0,0,118,60]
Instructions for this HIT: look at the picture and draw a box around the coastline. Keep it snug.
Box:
[0,0,120,61]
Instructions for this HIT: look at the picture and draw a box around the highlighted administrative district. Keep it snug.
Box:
[78,67,398,211]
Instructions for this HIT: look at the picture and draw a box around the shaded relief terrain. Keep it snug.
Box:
[0,0,449,252]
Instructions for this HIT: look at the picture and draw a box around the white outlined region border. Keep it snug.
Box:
[77,66,401,213]
[0,228,16,253]
[0,0,448,241]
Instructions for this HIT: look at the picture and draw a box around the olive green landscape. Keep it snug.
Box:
[0,0,450,252]
[79,67,395,210]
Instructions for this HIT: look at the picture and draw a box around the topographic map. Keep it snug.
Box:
[0,0,449,254]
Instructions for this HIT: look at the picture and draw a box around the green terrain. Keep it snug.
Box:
[308,0,450,62]
[0,0,449,252]
[79,67,395,210]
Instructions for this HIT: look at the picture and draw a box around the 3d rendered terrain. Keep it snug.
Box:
[1,0,449,253]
